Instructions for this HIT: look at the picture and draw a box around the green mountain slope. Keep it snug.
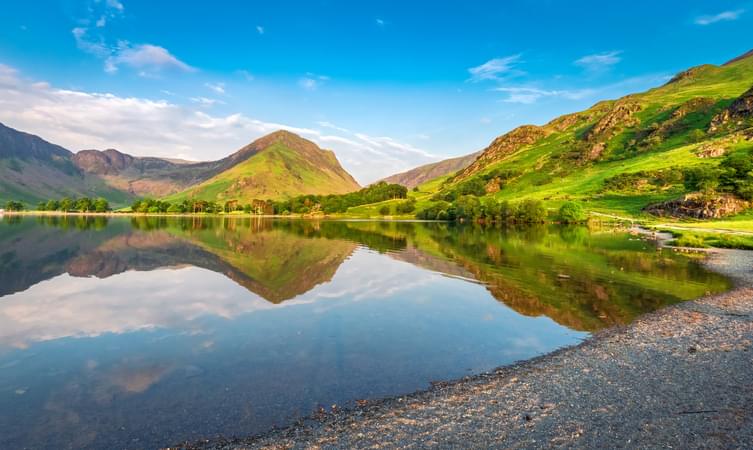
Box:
[380,151,482,189]
[164,130,360,203]
[0,123,135,206]
[420,50,753,218]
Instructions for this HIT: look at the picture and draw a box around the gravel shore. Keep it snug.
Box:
[179,249,753,450]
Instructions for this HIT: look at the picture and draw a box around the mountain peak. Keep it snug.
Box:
[723,49,753,66]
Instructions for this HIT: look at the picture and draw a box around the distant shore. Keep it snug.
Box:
[0,210,432,221]
[178,248,753,449]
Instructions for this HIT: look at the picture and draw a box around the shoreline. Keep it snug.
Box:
[177,248,753,449]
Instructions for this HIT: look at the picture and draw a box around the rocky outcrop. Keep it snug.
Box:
[73,149,136,175]
[457,125,548,179]
[695,143,727,158]
[585,100,642,141]
[644,193,749,219]
[710,86,753,131]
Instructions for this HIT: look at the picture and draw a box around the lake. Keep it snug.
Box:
[0,216,731,449]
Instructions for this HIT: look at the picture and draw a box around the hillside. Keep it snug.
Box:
[380,151,481,188]
[414,49,753,220]
[0,123,134,206]
[164,130,360,203]
[72,148,230,197]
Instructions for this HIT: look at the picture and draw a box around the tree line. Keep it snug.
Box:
[4,197,110,212]
[416,197,586,224]
[130,198,276,214]
[269,182,408,214]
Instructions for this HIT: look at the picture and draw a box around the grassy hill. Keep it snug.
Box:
[164,130,360,203]
[380,151,481,189]
[410,50,753,220]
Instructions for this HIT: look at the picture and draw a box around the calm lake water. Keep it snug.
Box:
[0,216,731,449]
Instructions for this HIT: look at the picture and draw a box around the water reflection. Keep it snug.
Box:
[0,217,730,449]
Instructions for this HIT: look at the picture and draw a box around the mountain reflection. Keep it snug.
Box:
[0,216,731,336]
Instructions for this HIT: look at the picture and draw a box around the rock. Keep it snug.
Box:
[709,86,753,131]
[696,143,727,158]
[644,193,749,219]
[585,100,642,142]
[585,142,606,161]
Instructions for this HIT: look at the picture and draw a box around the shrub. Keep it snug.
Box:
[395,199,416,214]
[378,205,390,216]
[516,199,547,223]
[558,201,586,223]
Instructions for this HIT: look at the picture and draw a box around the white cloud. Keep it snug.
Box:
[316,121,350,133]
[190,97,223,107]
[376,18,385,26]
[107,0,125,11]
[299,77,318,90]
[695,9,744,25]
[72,27,109,58]
[0,63,433,183]
[205,82,225,94]
[494,86,595,104]
[298,74,329,90]
[72,28,193,75]
[574,51,622,72]
[96,15,107,27]
[256,25,264,34]
[105,43,195,75]
[467,55,522,82]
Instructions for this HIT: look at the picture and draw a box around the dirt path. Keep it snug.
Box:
[655,224,753,236]
[179,249,753,450]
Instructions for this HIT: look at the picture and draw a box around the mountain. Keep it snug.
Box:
[164,130,360,203]
[0,125,360,206]
[0,123,134,205]
[71,148,230,197]
[380,151,481,188]
[423,48,753,218]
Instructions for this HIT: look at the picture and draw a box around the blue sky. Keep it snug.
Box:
[0,0,750,183]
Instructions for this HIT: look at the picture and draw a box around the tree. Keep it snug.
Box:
[4,200,24,211]
[558,201,586,223]
[36,201,47,211]
[75,197,93,212]
[60,197,74,212]
[499,200,517,223]
[395,199,416,214]
[46,199,60,211]
[517,199,547,223]
[94,198,109,213]
[379,205,390,216]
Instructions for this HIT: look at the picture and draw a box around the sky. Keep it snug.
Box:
[0,0,751,184]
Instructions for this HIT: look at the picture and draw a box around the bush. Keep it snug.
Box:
[395,199,416,214]
[516,199,547,223]
[558,201,586,223]
[378,205,390,216]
